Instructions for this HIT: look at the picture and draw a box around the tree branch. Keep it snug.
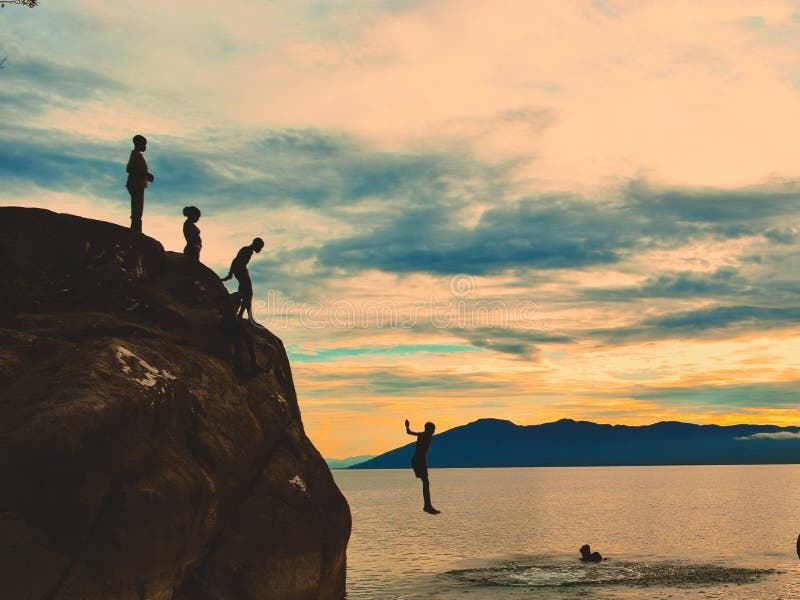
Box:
[1,0,40,7]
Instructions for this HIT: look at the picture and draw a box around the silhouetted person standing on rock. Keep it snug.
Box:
[125,134,154,234]
[221,237,264,323]
[405,419,440,514]
[182,206,202,261]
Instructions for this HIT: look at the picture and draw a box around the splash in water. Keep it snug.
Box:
[443,557,777,590]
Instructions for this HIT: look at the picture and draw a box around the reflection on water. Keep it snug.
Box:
[334,465,800,599]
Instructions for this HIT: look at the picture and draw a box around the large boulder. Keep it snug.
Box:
[0,207,350,600]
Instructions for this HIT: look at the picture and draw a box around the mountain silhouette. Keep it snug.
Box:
[326,455,375,469]
[351,418,800,469]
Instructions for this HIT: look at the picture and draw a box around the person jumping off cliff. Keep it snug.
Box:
[221,237,264,326]
[405,419,440,514]
[125,135,154,234]
[182,206,202,262]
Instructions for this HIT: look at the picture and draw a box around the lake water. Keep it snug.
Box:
[333,465,800,599]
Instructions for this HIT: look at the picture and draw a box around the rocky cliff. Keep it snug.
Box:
[0,207,351,600]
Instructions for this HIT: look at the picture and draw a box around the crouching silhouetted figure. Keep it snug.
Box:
[579,544,603,562]
[217,291,256,376]
[182,206,202,261]
[221,237,264,324]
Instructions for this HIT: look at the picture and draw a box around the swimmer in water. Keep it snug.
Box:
[579,544,603,562]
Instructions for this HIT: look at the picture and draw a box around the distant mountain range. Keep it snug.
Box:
[351,418,800,469]
[325,455,375,469]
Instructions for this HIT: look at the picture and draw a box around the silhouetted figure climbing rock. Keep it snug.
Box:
[221,237,264,326]
[405,419,440,514]
[580,544,603,562]
[125,134,154,234]
[217,291,257,376]
[182,206,202,261]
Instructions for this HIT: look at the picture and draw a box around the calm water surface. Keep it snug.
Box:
[333,465,800,599]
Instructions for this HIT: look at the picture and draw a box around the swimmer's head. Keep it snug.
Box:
[580,544,591,556]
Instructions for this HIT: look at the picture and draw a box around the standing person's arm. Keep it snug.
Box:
[221,256,238,281]
[221,262,234,281]
[221,248,245,281]
[140,152,154,182]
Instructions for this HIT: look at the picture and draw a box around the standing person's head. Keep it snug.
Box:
[183,206,201,222]
[424,422,436,434]
[252,237,265,253]
[133,134,147,152]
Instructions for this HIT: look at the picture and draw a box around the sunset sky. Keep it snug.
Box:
[2,1,800,458]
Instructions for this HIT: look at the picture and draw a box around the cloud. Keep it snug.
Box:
[736,431,800,441]
[763,228,798,244]
[312,178,800,277]
[316,195,642,275]
[0,56,128,125]
[593,305,800,342]
[451,327,573,359]
[287,343,475,362]
[622,382,800,408]
[583,268,751,302]
[0,132,122,197]
[0,58,124,100]
[624,180,800,225]
[301,367,514,396]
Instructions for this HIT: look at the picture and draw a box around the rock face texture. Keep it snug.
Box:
[0,207,351,600]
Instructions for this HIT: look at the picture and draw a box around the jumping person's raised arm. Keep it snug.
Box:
[405,419,422,436]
